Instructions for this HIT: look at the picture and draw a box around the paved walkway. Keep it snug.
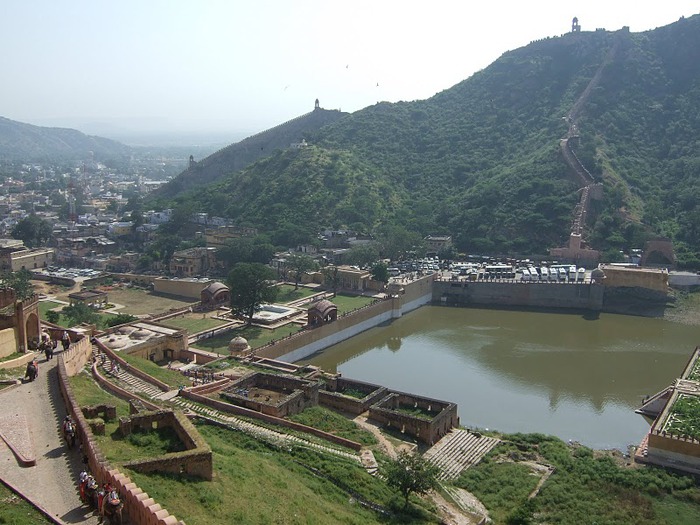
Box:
[0,352,100,524]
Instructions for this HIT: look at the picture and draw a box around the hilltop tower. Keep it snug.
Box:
[314,98,320,110]
[572,17,581,32]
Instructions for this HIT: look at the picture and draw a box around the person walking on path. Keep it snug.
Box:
[0,356,101,524]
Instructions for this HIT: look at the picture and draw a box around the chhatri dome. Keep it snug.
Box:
[228,336,250,355]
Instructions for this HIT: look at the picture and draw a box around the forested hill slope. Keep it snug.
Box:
[153,107,347,198]
[165,14,700,264]
[0,117,131,162]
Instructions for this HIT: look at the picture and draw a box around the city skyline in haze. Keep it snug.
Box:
[1,1,698,143]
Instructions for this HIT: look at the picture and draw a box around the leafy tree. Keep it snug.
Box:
[346,244,380,268]
[45,310,60,324]
[384,450,439,509]
[11,214,53,248]
[286,253,317,289]
[226,263,278,324]
[61,302,100,326]
[105,313,138,327]
[371,262,389,283]
[0,269,35,301]
[322,266,340,293]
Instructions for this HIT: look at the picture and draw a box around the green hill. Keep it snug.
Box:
[0,116,132,162]
[153,106,347,199]
[154,14,700,265]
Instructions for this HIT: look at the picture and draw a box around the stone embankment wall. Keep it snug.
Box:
[94,338,171,393]
[255,275,434,363]
[433,281,604,310]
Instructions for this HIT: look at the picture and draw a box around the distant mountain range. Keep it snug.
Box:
[152,14,700,265]
[0,117,132,162]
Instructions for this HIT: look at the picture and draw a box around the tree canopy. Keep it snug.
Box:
[226,263,278,324]
[384,450,440,509]
[11,214,53,248]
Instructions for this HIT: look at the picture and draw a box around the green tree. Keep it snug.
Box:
[226,263,278,324]
[61,302,100,326]
[45,310,60,324]
[322,266,340,293]
[346,244,380,268]
[286,253,317,290]
[11,214,53,248]
[0,269,35,301]
[105,313,138,327]
[371,262,389,283]
[384,450,439,509]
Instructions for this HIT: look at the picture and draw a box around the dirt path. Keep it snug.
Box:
[0,353,100,524]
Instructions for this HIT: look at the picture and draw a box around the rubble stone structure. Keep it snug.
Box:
[221,372,321,417]
[369,391,459,445]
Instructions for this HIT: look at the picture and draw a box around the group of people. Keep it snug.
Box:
[79,470,123,520]
[37,330,71,361]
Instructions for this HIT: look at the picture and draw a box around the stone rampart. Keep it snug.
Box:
[91,361,161,411]
[57,353,183,525]
[433,281,604,311]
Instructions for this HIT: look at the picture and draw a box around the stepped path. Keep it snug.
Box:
[560,37,622,237]
[0,352,100,524]
[423,429,500,481]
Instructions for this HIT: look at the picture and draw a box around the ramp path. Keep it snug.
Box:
[0,352,101,524]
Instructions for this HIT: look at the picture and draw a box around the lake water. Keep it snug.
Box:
[301,306,700,449]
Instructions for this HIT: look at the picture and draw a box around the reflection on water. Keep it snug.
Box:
[301,306,699,449]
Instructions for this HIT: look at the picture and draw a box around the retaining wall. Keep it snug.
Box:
[433,281,604,310]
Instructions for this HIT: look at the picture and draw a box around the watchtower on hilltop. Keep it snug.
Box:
[314,98,320,110]
[572,17,581,32]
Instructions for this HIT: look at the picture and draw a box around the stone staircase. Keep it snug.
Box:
[423,429,500,481]
[92,346,361,465]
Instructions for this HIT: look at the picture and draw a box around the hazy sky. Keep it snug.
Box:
[1,1,698,138]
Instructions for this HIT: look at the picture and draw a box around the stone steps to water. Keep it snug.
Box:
[424,429,500,480]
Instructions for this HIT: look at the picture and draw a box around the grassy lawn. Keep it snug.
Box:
[99,287,195,316]
[38,300,63,319]
[159,315,228,334]
[127,422,437,525]
[0,483,53,524]
[324,293,377,314]
[191,324,304,354]
[289,406,378,446]
[275,284,318,304]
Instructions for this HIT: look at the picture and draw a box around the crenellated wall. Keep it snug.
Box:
[57,349,184,525]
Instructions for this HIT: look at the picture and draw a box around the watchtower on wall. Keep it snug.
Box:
[572,17,581,33]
